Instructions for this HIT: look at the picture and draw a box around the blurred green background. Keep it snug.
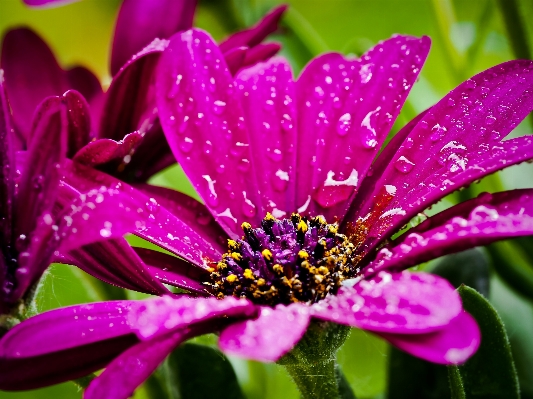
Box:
[1,0,533,398]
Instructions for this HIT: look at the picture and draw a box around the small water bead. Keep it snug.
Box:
[267,148,283,162]
[32,175,44,190]
[281,114,293,132]
[336,113,352,136]
[394,156,415,173]
[238,159,250,172]
[469,205,499,222]
[216,164,225,174]
[202,175,219,208]
[264,99,275,111]
[272,169,289,192]
[180,137,194,153]
[213,100,226,115]
[203,140,213,154]
[241,193,257,218]
[485,115,497,125]
[430,124,447,142]
[361,107,381,149]
[314,86,325,98]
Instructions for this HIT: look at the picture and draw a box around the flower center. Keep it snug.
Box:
[206,213,361,305]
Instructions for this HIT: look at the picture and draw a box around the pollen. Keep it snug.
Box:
[262,249,273,260]
[226,274,238,283]
[243,269,255,279]
[231,252,242,261]
[297,220,308,233]
[298,250,309,259]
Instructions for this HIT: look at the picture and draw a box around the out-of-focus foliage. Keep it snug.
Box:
[1,0,533,398]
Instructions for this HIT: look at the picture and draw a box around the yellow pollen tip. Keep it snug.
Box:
[297,220,308,233]
[328,225,338,234]
[318,266,329,275]
[262,249,273,261]
[241,222,252,231]
[243,269,255,279]
[314,215,326,225]
[257,278,266,286]
[298,250,309,259]
[264,212,276,221]
[217,261,227,270]
[226,274,238,283]
[206,267,215,273]
[273,264,283,274]
[301,260,311,269]
[231,252,242,261]
[227,239,238,250]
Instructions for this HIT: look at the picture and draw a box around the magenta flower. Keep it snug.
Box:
[2,27,533,398]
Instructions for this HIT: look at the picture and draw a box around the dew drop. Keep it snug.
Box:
[213,100,226,115]
[281,114,293,132]
[336,113,352,136]
[241,192,256,217]
[267,148,283,162]
[314,86,325,98]
[430,124,447,142]
[394,156,415,173]
[202,175,219,208]
[180,137,193,153]
[272,170,289,192]
[486,115,496,125]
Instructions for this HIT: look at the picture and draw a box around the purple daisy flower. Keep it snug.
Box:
[3,27,533,398]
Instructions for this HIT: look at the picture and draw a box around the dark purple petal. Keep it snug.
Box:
[219,303,310,362]
[63,90,92,158]
[131,295,256,340]
[22,0,79,6]
[134,247,210,295]
[378,311,480,364]
[0,301,138,390]
[157,29,262,234]
[224,46,248,76]
[367,189,533,275]
[100,39,168,141]
[110,0,196,76]
[73,132,142,167]
[354,60,533,255]
[219,5,287,53]
[235,56,298,218]
[65,66,102,103]
[67,238,171,295]
[241,42,282,70]
[133,183,228,252]
[1,28,69,139]
[85,330,187,399]
[294,35,430,221]
[311,271,461,333]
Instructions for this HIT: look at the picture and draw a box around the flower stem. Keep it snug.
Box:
[285,358,340,399]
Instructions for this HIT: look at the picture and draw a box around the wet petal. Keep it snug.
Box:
[367,189,533,274]
[1,28,69,138]
[355,60,533,254]
[224,46,248,76]
[0,301,138,390]
[379,311,480,364]
[110,0,196,76]
[312,271,461,333]
[235,56,298,217]
[63,90,92,158]
[65,66,102,103]
[241,42,282,70]
[219,303,310,362]
[219,5,287,53]
[295,35,430,220]
[85,330,187,399]
[157,29,262,234]
[73,132,143,167]
[131,295,255,340]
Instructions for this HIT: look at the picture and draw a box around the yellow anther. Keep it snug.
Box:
[291,213,301,223]
[226,274,238,283]
[241,222,252,231]
[298,250,309,259]
[206,267,215,273]
[264,212,276,222]
[314,274,324,283]
[257,278,266,286]
[318,238,327,247]
[281,276,292,287]
[318,266,329,275]
[217,292,225,299]
[262,249,273,261]
[297,220,308,233]
[301,260,311,269]
[328,225,338,235]
[273,264,284,274]
[217,261,227,270]
[231,252,243,261]
[243,269,255,279]
[227,239,239,251]
[309,266,318,274]
[313,215,326,225]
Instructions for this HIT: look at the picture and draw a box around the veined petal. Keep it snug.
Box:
[241,42,282,70]
[65,66,103,104]
[378,311,480,364]
[1,28,69,138]
[85,330,188,399]
[235,57,298,218]
[355,60,533,255]
[311,271,461,333]
[110,0,196,76]
[73,132,143,168]
[23,0,79,6]
[367,189,533,274]
[157,29,262,235]
[219,5,287,53]
[63,90,92,158]
[219,303,310,362]
[295,35,430,221]
[130,295,256,340]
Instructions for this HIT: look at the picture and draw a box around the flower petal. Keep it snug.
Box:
[157,29,262,234]
[235,56,298,217]
[367,189,533,274]
[84,330,187,399]
[311,271,461,333]
[219,5,287,53]
[131,295,255,340]
[295,35,430,220]
[378,311,480,365]
[65,66,102,103]
[23,0,79,6]
[354,60,533,255]
[219,303,310,362]
[63,90,92,158]
[1,28,69,138]
[72,132,143,167]
[110,0,196,76]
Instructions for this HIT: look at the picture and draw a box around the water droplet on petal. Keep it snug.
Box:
[268,148,283,162]
[180,137,193,153]
[430,124,447,142]
[281,114,293,132]
[202,175,219,207]
[313,169,359,208]
[361,107,381,149]
[241,192,256,217]
[394,156,415,173]
[213,100,226,115]
[336,113,352,136]
[272,170,289,192]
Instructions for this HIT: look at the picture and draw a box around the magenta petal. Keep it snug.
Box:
[66,66,102,103]
[355,60,533,254]
[110,0,196,76]
[295,35,430,221]
[223,46,248,76]
[23,0,79,6]
[85,330,187,399]
[157,29,262,234]
[368,189,533,274]
[73,132,142,167]
[134,247,210,295]
[63,90,92,158]
[131,295,256,340]
[312,271,461,333]
[241,42,282,70]
[134,183,228,252]
[219,303,310,362]
[1,28,69,138]
[379,311,480,365]
[219,5,287,53]
[235,56,298,217]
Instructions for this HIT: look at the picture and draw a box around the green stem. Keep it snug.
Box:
[285,358,340,399]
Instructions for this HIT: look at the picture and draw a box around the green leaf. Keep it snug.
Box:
[448,286,520,399]
[163,343,244,399]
